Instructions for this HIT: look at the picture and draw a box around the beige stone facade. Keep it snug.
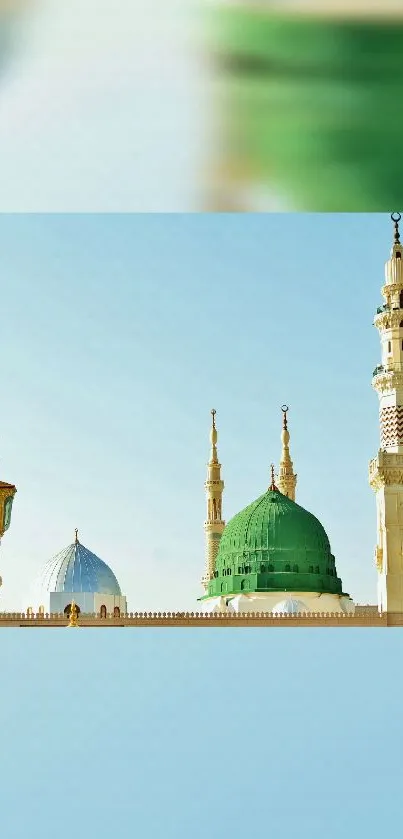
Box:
[202,410,225,589]
[371,226,403,613]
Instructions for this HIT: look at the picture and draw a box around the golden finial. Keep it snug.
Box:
[281,404,289,430]
[269,463,278,491]
[68,600,79,627]
[391,212,401,245]
[209,408,218,458]
[74,528,79,545]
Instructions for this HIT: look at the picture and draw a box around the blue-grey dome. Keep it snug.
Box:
[40,540,122,596]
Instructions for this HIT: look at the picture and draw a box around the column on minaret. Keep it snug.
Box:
[202,409,225,590]
[277,406,297,501]
[370,213,403,614]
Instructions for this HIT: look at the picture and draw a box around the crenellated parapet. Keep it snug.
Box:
[0,608,393,627]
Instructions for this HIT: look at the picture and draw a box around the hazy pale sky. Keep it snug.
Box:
[0,211,389,610]
[0,0,201,210]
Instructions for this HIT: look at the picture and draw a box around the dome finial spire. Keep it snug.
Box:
[391,212,401,245]
[74,528,79,545]
[269,463,278,491]
[209,408,218,462]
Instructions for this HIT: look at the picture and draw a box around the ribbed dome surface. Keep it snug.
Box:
[208,489,344,597]
[40,541,122,595]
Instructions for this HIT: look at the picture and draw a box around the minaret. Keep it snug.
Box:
[277,405,297,501]
[202,409,225,590]
[370,213,403,613]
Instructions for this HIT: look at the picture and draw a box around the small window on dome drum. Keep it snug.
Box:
[309,565,314,573]
[315,566,320,574]
[397,251,401,258]
[293,564,298,573]
[285,564,290,572]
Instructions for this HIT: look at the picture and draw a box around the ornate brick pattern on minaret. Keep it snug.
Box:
[380,406,403,448]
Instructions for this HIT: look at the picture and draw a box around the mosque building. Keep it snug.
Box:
[198,212,403,619]
[35,529,127,618]
[200,407,354,616]
[2,213,403,625]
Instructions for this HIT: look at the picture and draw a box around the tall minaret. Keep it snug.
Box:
[370,213,403,613]
[277,405,297,501]
[202,409,225,590]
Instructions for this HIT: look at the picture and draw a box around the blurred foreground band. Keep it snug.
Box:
[206,2,403,211]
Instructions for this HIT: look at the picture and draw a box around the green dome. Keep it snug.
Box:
[207,489,345,598]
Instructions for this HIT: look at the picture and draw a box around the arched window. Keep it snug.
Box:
[397,251,401,259]
[260,563,266,572]
[293,564,299,573]
[100,604,107,618]
[268,563,274,572]
[285,564,291,572]
[400,290,403,308]
[309,565,314,573]
[315,566,320,574]
[114,606,120,618]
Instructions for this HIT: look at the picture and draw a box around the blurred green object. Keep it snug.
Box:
[210,6,403,210]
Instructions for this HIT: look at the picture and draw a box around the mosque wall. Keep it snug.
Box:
[49,592,127,616]
[0,609,394,627]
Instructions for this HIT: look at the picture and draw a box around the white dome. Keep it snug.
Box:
[340,596,355,615]
[226,594,253,613]
[201,597,228,614]
[272,598,308,615]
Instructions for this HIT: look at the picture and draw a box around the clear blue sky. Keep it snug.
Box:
[0,212,389,610]
[0,629,401,837]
